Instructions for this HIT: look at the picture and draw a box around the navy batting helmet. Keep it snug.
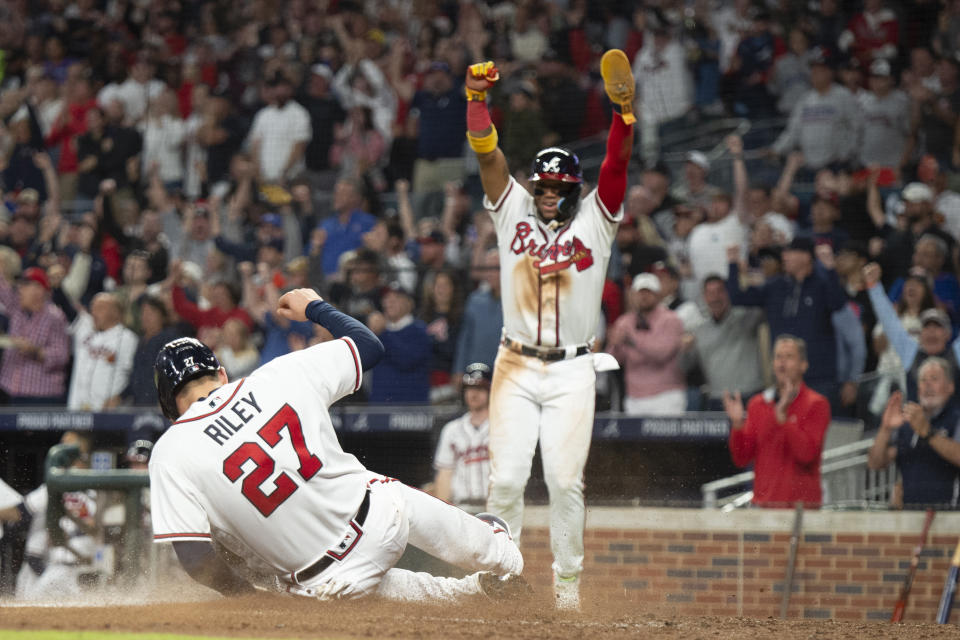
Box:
[125,439,154,464]
[155,338,221,421]
[462,362,493,388]
[529,148,583,225]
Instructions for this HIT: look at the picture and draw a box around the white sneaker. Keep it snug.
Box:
[553,573,580,611]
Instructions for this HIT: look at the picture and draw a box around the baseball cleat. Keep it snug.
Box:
[478,571,533,600]
[553,573,581,611]
[600,49,636,125]
[476,512,512,538]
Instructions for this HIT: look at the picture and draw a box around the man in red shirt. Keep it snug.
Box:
[46,73,96,203]
[723,335,831,508]
[168,261,253,333]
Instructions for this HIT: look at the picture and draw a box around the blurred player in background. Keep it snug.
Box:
[432,363,492,512]
[12,432,98,600]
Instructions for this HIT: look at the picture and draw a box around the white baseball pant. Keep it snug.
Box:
[292,474,522,602]
[486,345,596,579]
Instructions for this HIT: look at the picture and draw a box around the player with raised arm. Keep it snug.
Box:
[465,50,635,610]
[149,288,527,602]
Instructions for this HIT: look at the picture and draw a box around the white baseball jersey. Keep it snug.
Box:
[19,485,97,561]
[433,414,489,505]
[149,337,368,574]
[0,477,19,510]
[485,177,622,347]
[22,486,48,558]
[67,313,138,410]
[0,477,19,543]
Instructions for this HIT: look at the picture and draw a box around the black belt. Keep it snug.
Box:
[502,337,590,362]
[25,554,46,576]
[294,489,371,584]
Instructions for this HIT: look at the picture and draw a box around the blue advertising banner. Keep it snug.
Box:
[0,409,732,442]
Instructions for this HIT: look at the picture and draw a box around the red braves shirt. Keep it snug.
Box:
[729,383,830,508]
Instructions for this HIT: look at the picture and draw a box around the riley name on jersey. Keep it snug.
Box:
[197,389,263,445]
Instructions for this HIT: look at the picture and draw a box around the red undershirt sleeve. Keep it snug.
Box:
[596,113,633,215]
[467,100,493,135]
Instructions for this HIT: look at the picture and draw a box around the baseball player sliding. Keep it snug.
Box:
[465,51,634,609]
[148,288,527,602]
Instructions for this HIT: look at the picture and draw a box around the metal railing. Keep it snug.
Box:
[701,436,898,510]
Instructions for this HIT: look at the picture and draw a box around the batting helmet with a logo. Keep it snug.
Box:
[529,148,583,225]
[155,338,222,421]
[462,362,493,388]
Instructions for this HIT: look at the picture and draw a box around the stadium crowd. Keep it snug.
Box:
[0,0,959,430]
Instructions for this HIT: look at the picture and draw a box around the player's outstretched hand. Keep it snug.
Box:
[277,288,323,322]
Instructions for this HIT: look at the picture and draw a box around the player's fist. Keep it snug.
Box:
[466,61,499,92]
[277,288,323,322]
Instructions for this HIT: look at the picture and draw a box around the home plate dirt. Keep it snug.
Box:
[2,590,959,640]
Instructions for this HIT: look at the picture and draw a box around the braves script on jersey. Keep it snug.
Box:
[149,337,366,574]
[485,177,622,347]
[434,414,489,505]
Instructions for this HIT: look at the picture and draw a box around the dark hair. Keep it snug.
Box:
[895,274,937,316]
[386,220,405,241]
[212,280,241,306]
[419,268,465,324]
[352,247,380,268]
[703,274,726,289]
[139,295,168,324]
[645,161,672,181]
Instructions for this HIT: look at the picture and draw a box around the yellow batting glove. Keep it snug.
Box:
[465,61,500,101]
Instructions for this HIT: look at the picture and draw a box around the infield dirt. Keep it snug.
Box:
[3,589,960,640]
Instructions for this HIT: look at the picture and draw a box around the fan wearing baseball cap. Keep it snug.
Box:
[770,44,860,172]
[671,150,722,209]
[366,282,432,404]
[874,180,956,287]
[605,272,686,415]
[727,238,849,401]
[865,261,960,405]
[0,266,71,404]
[857,57,910,171]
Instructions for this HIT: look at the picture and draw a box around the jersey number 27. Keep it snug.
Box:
[222,404,322,517]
